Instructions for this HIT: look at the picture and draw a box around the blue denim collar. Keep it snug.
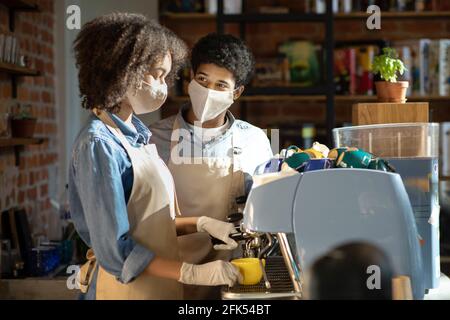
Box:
[108,112,152,145]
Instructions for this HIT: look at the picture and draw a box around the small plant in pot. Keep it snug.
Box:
[10,104,37,139]
[372,47,409,103]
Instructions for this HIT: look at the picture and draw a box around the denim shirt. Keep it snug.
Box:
[150,104,274,194]
[69,112,155,299]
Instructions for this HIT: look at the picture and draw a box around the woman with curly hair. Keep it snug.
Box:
[69,13,241,300]
[151,33,274,299]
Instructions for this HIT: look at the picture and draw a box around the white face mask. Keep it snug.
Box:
[126,76,168,115]
[188,80,236,123]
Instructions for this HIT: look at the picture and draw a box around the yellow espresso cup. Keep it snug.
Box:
[231,258,266,286]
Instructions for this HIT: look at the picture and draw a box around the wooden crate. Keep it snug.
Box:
[352,102,429,126]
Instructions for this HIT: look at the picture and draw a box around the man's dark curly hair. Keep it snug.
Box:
[191,33,255,87]
[74,13,188,113]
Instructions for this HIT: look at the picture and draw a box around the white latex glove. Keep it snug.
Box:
[179,261,242,287]
[197,216,238,250]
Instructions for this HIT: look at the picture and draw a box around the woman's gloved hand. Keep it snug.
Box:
[178,260,242,287]
[197,216,238,250]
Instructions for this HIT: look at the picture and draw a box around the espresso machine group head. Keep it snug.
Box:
[243,169,425,300]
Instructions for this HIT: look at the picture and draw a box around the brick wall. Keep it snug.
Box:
[160,13,450,142]
[0,0,57,239]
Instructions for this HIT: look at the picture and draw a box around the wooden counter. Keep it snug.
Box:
[0,278,79,300]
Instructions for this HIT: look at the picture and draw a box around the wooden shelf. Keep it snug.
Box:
[335,11,450,19]
[161,12,215,20]
[0,0,38,11]
[169,95,450,103]
[0,62,40,77]
[334,95,450,103]
[0,62,40,98]
[169,95,330,103]
[0,137,47,166]
[221,13,327,23]
[161,11,450,21]
[0,1,40,100]
[0,137,46,148]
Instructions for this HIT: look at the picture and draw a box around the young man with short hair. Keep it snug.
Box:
[151,33,273,299]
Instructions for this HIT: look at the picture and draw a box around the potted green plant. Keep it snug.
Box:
[372,47,409,103]
[10,104,37,138]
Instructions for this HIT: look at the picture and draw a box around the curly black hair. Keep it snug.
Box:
[74,13,188,113]
[191,33,255,87]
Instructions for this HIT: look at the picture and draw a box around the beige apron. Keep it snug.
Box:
[79,111,183,300]
[168,118,245,299]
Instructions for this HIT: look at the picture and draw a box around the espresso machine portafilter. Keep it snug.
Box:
[210,196,277,260]
[210,212,277,260]
[214,198,302,299]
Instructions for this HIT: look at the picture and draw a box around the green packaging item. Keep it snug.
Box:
[336,149,372,169]
[368,158,396,172]
[285,152,311,171]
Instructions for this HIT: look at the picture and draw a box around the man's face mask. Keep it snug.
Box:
[188,79,239,123]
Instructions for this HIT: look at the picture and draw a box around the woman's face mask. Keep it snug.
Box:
[127,76,168,115]
[188,79,238,123]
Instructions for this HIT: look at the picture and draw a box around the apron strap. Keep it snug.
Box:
[229,129,245,214]
[167,117,184,217]
[78,249,98,294]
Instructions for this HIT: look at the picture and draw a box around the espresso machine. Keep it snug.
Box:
[222,169,425,300]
